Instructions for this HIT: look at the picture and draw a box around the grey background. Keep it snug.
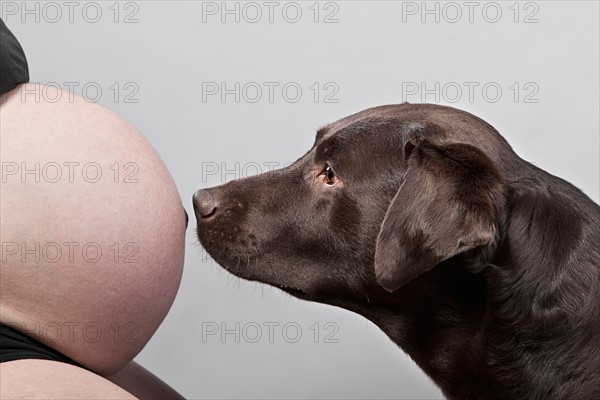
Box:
[4,1,599,399]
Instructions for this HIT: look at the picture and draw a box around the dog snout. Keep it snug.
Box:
[193,189,218,219]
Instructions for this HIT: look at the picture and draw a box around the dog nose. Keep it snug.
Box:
[193,189,218,219]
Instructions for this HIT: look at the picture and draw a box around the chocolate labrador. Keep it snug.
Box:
[193,104,599,400]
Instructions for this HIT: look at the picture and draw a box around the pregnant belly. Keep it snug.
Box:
[0,84,186,375]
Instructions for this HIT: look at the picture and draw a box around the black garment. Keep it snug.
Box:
[0,323,81,366]
[0,18,29,96]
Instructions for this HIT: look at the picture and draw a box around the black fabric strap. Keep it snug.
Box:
[0,18,29,96]
[0,323,81,366]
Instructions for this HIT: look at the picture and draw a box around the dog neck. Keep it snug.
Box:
[327,259,495,399]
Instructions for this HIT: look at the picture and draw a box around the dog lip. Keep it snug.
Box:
[278,285,306,297]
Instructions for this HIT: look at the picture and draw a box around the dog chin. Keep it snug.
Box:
[206,252,310,300]
[277,285,308,298]
[196,228,314,299]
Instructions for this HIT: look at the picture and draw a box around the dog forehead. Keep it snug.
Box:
[318,105,404,142]
[316,103,408,144]
[315,104,510,163]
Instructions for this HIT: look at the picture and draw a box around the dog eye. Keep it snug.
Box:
[323,164,337,186]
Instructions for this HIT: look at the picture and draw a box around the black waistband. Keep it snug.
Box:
[0,323,81,367]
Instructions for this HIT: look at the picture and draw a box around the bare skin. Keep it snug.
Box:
[0,360,184,399]
[0,84,187,398]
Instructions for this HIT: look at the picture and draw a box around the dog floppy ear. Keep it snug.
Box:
[374,139,504,292]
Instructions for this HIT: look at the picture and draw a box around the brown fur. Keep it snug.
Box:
[194,104,600,399]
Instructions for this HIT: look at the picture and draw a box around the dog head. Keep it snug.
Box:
[194,104,510,302]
